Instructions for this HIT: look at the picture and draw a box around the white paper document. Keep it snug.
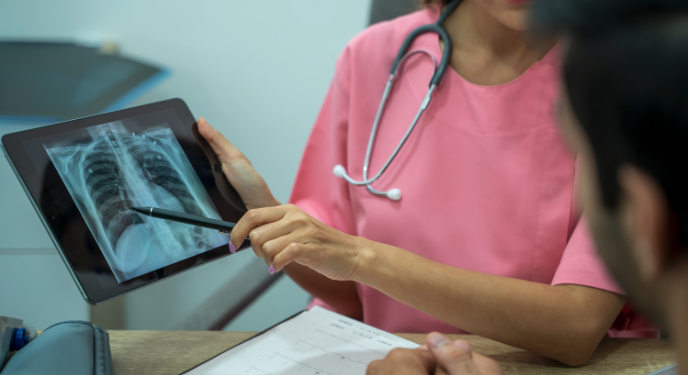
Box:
[183,306,419,375]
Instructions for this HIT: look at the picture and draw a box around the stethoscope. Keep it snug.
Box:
[333,0,463,201]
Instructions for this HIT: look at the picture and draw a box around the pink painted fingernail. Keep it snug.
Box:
[269,265,275,275]
[229,242,236,254]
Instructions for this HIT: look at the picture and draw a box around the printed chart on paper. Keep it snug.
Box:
[185,307,419,375]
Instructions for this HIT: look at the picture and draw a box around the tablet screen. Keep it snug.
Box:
[3,99,250,303]
[42,111,228,282]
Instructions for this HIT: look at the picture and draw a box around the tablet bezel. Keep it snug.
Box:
[1,98,251,304]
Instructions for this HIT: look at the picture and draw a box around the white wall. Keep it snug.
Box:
[0,123,91,329]
[0,0,370,330]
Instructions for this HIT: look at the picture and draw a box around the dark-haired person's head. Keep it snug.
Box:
[532,0,688,338]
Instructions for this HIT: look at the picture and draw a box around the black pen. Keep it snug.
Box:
[131,206,236,235]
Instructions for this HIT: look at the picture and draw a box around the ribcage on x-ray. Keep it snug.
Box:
[129,139,203,217]
[81,126,203,253]
[83,139,141,249]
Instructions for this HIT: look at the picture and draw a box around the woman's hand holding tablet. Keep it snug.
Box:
[197,118,366,280]
[197,118,280,211]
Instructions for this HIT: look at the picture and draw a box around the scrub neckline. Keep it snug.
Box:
[427,7,560,89]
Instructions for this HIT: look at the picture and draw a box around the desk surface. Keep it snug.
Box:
[109,331,675,375]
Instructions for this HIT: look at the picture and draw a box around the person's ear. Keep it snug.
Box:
[618,165,671,280]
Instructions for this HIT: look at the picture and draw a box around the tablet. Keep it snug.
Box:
[1,99,251,304]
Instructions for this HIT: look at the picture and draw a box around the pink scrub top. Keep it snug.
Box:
[290,7,655,337]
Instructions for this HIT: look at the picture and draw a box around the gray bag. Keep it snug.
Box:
[0,321,112,375]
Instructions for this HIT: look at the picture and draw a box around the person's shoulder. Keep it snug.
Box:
[343,7,438,61]
[333,7,438,89]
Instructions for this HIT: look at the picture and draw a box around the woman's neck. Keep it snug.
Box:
[441,0,557,85]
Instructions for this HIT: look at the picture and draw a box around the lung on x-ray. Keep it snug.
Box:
[44,120,228,283]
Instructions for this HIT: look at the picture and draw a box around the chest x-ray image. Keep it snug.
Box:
[44,119,228,283]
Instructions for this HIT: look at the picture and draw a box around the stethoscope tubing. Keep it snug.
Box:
[334,0,463,199]
[391,24,453,87]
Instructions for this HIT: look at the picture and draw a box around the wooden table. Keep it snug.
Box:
[108,331,675,375]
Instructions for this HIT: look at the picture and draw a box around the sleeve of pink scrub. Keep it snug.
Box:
[289,48,358,241]
[551,219,624,294]
[551,157,658,337]
[552,218,658,337]
[551,156,624,294]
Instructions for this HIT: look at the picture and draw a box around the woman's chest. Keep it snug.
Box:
[343,66,573,282]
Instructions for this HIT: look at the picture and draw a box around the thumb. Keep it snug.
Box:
[197,117,244,163]
[427,333,481,375]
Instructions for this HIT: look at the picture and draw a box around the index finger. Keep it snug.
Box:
[230,206,288,249]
